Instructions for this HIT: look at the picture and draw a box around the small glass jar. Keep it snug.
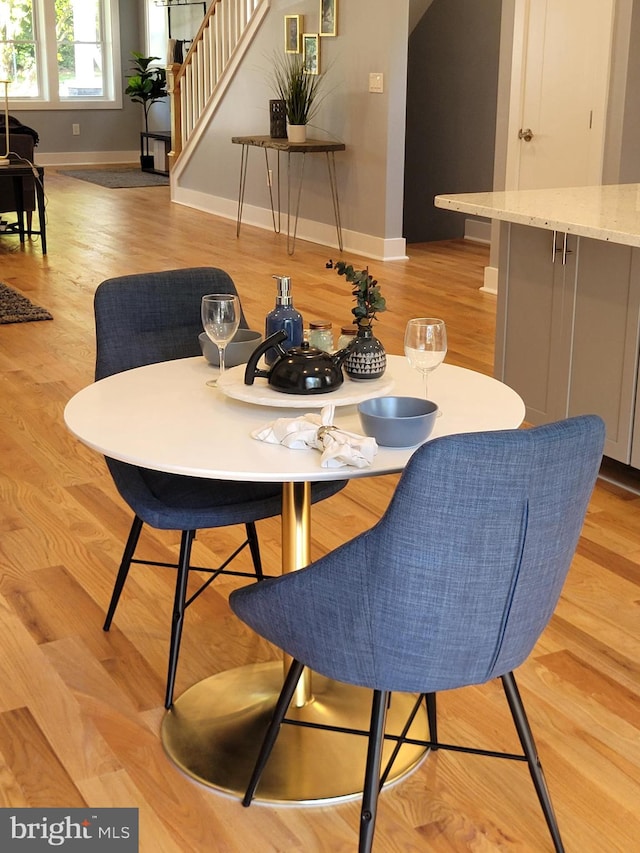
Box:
[337,325,357,350]
[308,320,333,352]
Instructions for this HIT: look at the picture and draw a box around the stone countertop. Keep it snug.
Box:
[434,184,640,248]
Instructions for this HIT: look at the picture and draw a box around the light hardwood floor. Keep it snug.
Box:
[0,170,638,852]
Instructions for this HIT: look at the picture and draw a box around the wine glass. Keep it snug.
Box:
[404,318,447,399]
[201,294,240,385]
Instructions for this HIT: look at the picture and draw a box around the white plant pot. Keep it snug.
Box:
[287,124,307,143]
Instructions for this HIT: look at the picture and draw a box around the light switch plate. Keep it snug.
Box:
[369,72,384,94]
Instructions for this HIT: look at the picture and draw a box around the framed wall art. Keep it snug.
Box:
[303,33,320,75]
[319,0,337,37]
[284,15,302,53]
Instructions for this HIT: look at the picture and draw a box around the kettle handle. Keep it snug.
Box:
[244,329,288,385]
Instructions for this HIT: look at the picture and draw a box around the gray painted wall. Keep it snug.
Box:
[10,1,143,156]
[179,0,409,244]
[409,0,436,33]
[403,0,501,243]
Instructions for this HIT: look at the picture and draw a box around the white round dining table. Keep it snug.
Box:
[64,354,525,804]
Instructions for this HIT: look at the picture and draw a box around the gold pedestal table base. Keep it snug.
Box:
[161,661,429,803]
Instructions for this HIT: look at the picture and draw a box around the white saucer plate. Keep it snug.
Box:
[216,363,394,408]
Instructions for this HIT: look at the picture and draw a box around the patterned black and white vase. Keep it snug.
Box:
[344,325,386,380]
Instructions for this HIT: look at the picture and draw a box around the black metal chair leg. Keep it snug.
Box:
[425,692,438,748]
[242,659,305,806]
[246,521,263,580]
[103,514,144,630]
[164,529,196,709]
[501,673,565,853]
[359,690,389,853]
[379,692,423,789]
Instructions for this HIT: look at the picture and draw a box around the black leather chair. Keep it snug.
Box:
[94,267,346,708]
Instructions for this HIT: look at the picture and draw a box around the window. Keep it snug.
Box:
[0,0,121,108]
[0,0,36,96]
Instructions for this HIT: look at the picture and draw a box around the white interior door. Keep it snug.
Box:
[506,0,614,190]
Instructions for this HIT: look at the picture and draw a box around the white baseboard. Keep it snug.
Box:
[481,265,498,294]
[171,185,408,262]
[461,218,496,292]
[36,151,139,167]
[464,217,491,244]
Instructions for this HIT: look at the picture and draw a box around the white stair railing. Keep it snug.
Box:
[168,0,268,167]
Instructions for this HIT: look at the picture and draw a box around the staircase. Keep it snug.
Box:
[168,0,269,172]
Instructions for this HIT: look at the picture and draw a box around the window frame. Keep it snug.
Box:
[2,0,122,110]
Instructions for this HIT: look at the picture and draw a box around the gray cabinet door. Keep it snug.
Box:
[496,223,640,463]
[568,238,640,463]
[496,223,576,424]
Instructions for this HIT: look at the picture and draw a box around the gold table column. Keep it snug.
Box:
[161,481,428,803]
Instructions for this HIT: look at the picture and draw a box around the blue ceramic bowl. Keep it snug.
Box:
[358,396,438,447]
[199,329,262,367]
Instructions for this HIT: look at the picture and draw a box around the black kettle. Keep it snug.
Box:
[244,330,354,394]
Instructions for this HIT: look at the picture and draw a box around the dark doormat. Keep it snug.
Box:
[58,167,169,188]
[0,282,53,324]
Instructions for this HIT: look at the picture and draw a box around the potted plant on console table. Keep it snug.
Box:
[328,260,387,380]
[125,52,168,170]
[271,52,325,144]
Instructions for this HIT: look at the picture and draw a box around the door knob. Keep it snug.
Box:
[518,128,534,142]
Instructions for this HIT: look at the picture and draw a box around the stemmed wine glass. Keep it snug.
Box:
[404,318,447,400]
[201,294,240,385]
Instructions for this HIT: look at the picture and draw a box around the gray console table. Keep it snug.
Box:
[232,135,346,255]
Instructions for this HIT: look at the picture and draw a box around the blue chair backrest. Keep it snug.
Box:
[354,416,605,691]
[94,267,245,380]
[232,416,605,693]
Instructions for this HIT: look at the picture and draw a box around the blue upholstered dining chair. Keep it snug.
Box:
[230,415,605,853]
[94,267,346,709]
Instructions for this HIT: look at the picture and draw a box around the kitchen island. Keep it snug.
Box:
[435,185,640,467]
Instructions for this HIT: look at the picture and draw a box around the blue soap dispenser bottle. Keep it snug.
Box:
[265,275,303,364]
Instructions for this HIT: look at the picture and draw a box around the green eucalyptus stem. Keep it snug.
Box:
[331,260,387,327]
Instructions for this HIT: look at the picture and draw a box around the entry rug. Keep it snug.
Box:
[0,282,53,324]
[59,167,169,188]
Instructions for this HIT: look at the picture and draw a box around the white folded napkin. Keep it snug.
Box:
[251,404,378,468]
